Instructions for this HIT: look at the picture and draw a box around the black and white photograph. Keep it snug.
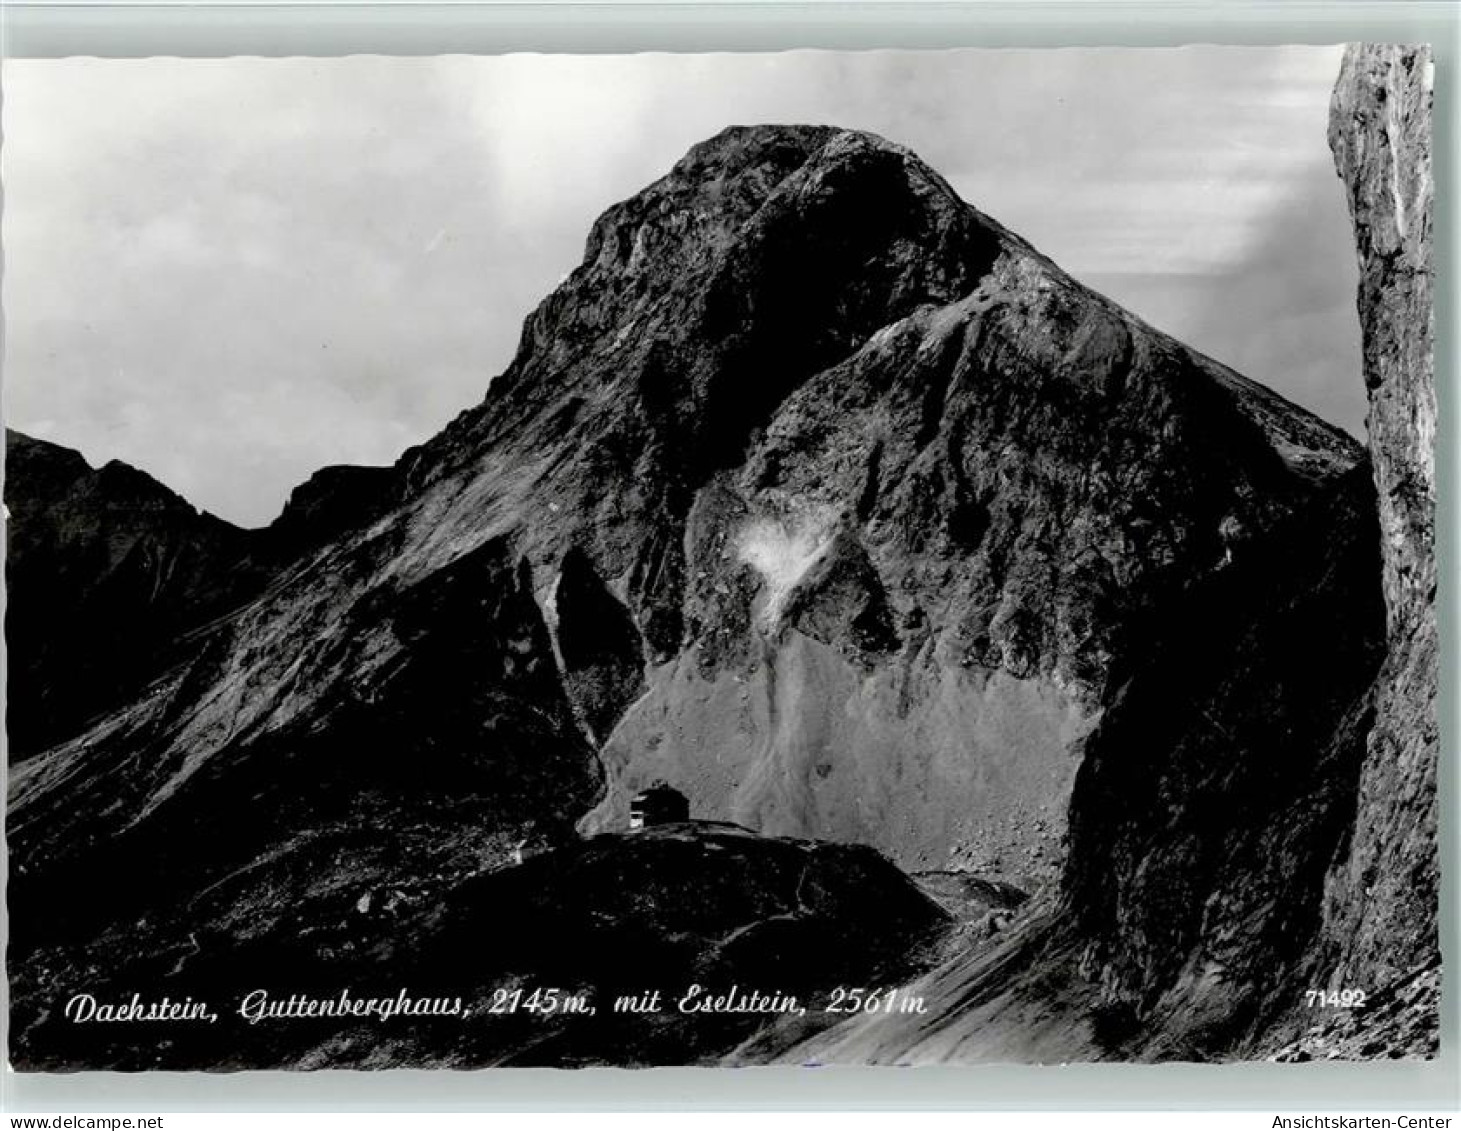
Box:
[1,42,1439,1070]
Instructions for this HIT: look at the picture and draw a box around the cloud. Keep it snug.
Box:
[2,47,1357,525]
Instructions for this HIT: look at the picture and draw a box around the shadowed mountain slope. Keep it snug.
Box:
[4,430,269,757]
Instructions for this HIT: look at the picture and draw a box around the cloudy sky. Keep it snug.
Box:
[3,47,1360,527]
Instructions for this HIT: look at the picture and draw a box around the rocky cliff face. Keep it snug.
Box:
[1293,43,1439,1057]
[1329,47,1436,637]
[7,123,1396,1068]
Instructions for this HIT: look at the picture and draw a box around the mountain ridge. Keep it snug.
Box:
[9,124,1365,876]
[5,121,1406,1068]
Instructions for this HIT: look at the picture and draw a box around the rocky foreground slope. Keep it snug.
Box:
[5,110,1426,1067]
[12,822,945,1070]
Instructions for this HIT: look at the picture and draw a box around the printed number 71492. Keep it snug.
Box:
[1304,989,1367,1008]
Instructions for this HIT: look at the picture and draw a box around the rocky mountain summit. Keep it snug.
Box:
[5,109,1431,1068]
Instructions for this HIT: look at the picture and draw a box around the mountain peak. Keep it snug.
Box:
[574,121,987,287]
[472,123,1010,492]
[662,124,934,191]
[672,122,853,172]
